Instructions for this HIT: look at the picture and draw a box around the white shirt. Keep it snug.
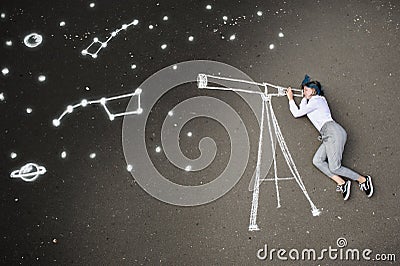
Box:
[289,95,333,132]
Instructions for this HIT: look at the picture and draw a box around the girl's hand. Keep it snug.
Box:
[286,87,294,101]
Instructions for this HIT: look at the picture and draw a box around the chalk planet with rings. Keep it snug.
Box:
[10,163,47,182]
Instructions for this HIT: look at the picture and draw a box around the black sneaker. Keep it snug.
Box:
[339,181,351,201]
[359,175,374,198]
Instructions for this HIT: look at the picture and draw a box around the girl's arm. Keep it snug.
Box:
[289,98,309,117]
[286,88,318,118]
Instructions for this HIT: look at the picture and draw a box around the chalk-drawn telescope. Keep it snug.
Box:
[197,74,320,231]
[197,73,303,97]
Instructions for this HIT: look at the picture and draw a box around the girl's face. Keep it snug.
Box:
[303,86,315,99]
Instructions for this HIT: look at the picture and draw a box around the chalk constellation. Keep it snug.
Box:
[53,88,142,127]
[81,19,139,58]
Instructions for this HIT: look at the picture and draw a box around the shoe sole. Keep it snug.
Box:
[366,175,374,198]
[343,181,351,201]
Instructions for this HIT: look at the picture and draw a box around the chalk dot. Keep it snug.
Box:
[0,92,4,101]
[132,19,139,25]
[66,105,73,113]
[92,54,97,59]
[53,119,60,127]
[81,99,88,107]
[122,24,128,30]
[38,75,46,82]
[172,65,177,70]
[149,25,154,29]
[2,67,9,76]
[10,152,17,159]
[206,5,212,10]
[185,165,192,172]
[61,151,67,159]
[14,198,19,202]
[131,64,137,69]
[187,132,193,137]
[278,32,284,37]
[257,11,263,16]
[161,44,167,50]
[59,21,66,27]
[1,13,5,19]
[52,238,57,244]
[223,16,228,21]
[188,36,194,42]
[100,97,106,105]
[269,43,275,50]
[127,164,133,172]
[93,37,99,42]
[89,153,96,159]
[111,31,117,37]
[89,3,95,8]
[101,42,107,48]
[155,146,162,153]
[229,34,236,41]
[26,108,33,114]
[163,16,169,21]
[168,110,174,116]
[135,88,142,94]
[81,50,88,55]
[5,40,12,46]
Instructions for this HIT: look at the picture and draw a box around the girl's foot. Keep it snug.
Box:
[338,180,351,201]
[359,175,374,198]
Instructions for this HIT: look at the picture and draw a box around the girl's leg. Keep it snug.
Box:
[357,175,366,183]
[312,143,346,185]
[331,175,346,186]
[325,124,361,181]
[313,139,352,200]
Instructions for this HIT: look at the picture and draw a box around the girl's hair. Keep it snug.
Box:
[300,80,324,96]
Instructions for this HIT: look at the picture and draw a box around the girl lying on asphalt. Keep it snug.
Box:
[286,75,374,200]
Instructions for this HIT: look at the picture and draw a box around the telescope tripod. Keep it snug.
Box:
[249,92,320,231]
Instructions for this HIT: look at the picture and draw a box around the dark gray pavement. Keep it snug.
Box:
[1,0,399,264]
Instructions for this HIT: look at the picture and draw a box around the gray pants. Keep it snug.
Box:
[312,121,360,181]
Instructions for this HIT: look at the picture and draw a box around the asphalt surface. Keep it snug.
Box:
[1,0,399,265]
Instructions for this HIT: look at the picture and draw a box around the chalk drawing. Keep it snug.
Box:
[10,162,47,182]
[197,74,320,231]
[2,67,9,76]
[38,75,46,82]
[53,88,142,127]
[23,33,43,48]
[81,19,139,58]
